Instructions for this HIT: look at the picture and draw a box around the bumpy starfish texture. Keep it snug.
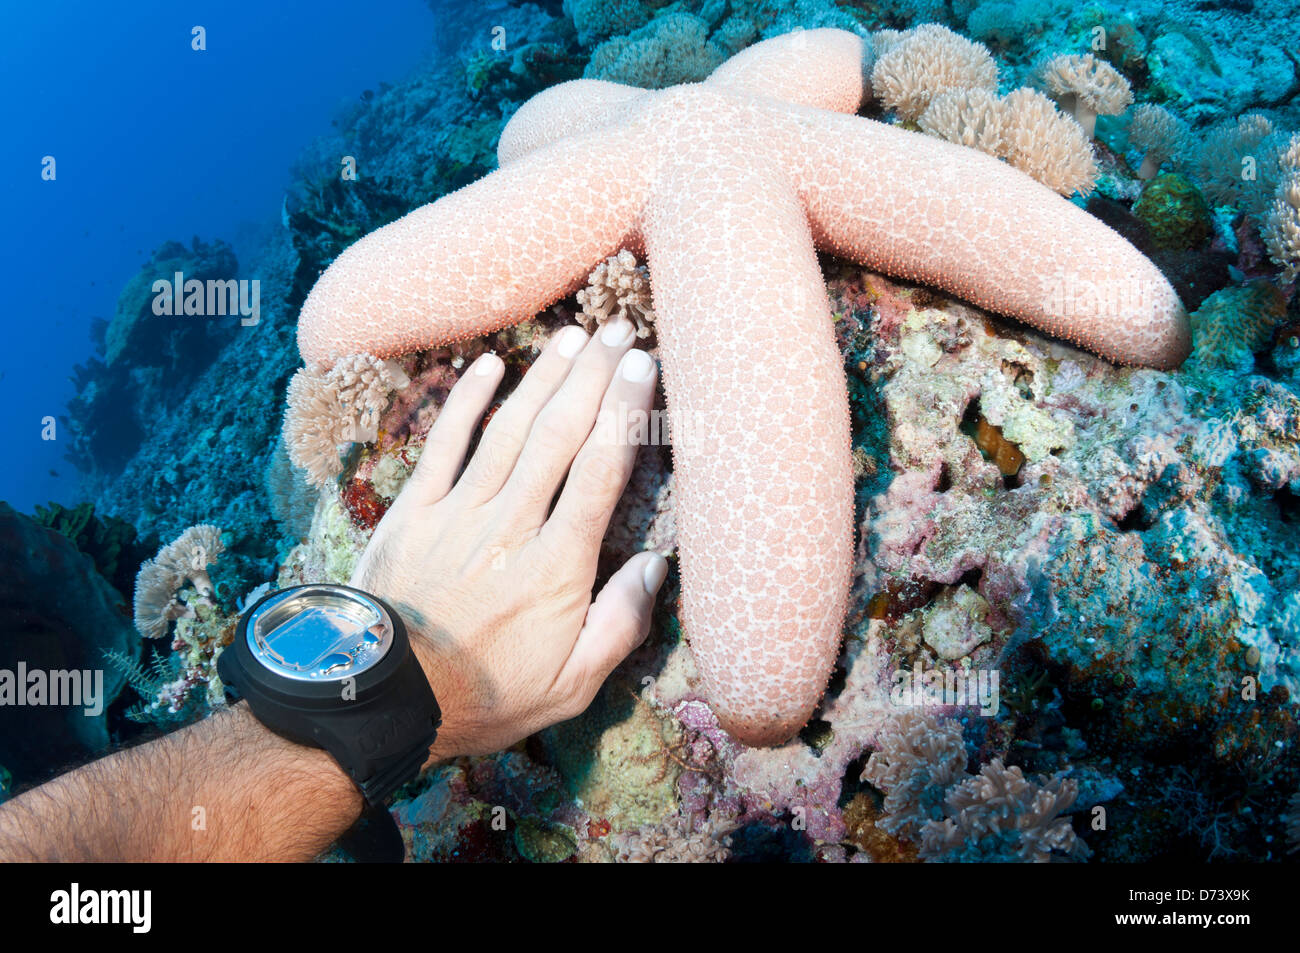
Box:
[297,29,1190,746]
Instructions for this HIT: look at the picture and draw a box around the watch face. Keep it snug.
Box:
[245,586,395,682]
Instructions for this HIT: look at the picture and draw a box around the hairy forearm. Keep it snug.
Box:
[0,702,363,862]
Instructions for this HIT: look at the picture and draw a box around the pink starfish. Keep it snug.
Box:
[296,29,1189,745]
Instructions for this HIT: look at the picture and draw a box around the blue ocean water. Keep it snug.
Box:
[0,0,436,511]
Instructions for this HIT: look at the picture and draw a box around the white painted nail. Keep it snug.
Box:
[620,349,655,382]
[642,553,668,595]
[557,326,587,358]
[601,318,635,347]
[474,353,501,375]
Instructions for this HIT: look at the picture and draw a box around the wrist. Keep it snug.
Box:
[405,629,457,769]
[224,701,364,812]
[185,702,363,861]
[225,582,446,802]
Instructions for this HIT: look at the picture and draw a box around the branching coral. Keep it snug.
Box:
[575,249,656,338]
[1041,53,1133,139]
[283,353,409,487]
[860,710,969,835]
[918,87,1006,157]
[132,524,224,639]
[1129,103,1187,180]
[919,759,1090,862]
[1000,87,1099,196]
[870,23,998,122]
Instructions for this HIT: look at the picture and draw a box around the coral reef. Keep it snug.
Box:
[564,0,649,47]
[61,0,1300,863]
[132,524,225,640]
[610,812,735,862]
[1262,135,1300,282]
[66,238,241,474]
[1188,282,1287,368]
[124,525,234,719]
[295,26,1188,747]
[919,758,1089,862]
[861,710,968,835]
[1000,87,1099,196]
[918,87,1006,157]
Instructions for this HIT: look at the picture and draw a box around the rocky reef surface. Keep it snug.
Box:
[31,0,1300,860]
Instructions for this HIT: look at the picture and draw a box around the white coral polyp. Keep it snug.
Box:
[283,353,408,486]
[1128,103,1186,179]
[871,23,998,122]
[133,524,225,639]
[1041,53,1133,138]
[576,249,656,338]
[918,87,1006,156]
[1263,138,1300,283]
[1001,87,1099,197]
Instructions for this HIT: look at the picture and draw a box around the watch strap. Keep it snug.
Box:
[218,584,440,808]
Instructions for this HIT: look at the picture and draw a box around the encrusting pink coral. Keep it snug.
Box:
[294,28,1190,745]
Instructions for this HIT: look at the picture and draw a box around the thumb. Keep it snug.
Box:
[562,551,669,700]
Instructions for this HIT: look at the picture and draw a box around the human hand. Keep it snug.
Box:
[349,319,667,762]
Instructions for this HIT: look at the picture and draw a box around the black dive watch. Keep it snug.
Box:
[217,583,440,807]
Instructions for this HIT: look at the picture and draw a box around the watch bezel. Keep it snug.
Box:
[223,583,414,707]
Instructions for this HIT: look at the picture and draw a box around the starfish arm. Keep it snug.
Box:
[297,136,650,368]
[771,107,1192,369]
[497,79,651,165]
[705,28,869,115]
[643,130,855,747]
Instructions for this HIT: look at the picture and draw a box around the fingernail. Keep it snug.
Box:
[557,326,587,358]
[642,553,668,595]
[474,352,501,376]
[601,318,635,347]
[620,349,655,382]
